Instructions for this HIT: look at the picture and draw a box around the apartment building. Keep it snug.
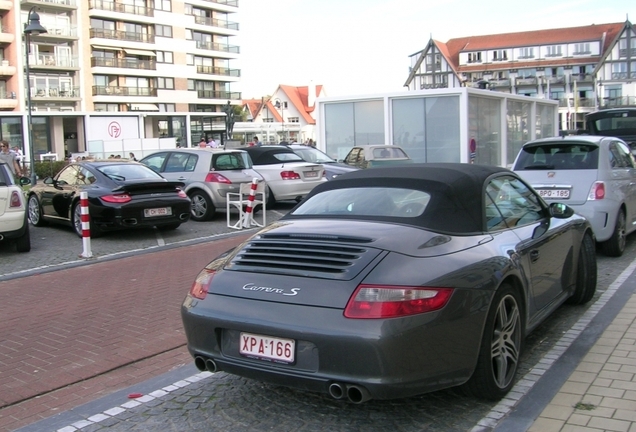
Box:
[0,0,240,163]
[404,20,635,131]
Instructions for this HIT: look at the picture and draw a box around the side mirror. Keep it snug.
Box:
[43,176,55,185]
[549,202,574,218]
[19,176,31,186]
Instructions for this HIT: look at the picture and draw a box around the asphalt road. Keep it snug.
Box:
[2,205,635,432]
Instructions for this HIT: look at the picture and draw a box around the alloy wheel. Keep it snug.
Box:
[490,294,521,389]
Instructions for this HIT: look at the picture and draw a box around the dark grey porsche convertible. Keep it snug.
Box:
[181,163,597,403]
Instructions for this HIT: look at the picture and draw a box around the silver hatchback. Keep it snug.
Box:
[512,135,636,257]
[140,148,264,221]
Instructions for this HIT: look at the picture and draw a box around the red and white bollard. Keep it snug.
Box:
[80,191,93,258]
[242,178,259,228]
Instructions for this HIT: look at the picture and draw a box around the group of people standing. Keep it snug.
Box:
[198,137,218,148]
[0,140,23,178]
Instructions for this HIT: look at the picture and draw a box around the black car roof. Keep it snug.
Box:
[244,146,298,165]
[294,163,514,234]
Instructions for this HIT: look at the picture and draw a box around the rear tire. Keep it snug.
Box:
[15,224,31,253]
[189,191,215,221]
[601,210,626,257]
[566,233,597,305]
[27,195,46,227]
[462,283,522,400]
[266,186,276,208]
[73,202,102,238]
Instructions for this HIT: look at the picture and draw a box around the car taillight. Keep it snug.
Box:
[178,189,187,198]
[101,194,132,203]
[205,173,232,183]
[344,284,453,319]
[9,191,22,208]
[189,268,215,300]
[280,171,301,180]
[588,181,605,200]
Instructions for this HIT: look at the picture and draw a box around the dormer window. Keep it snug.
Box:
[492,50,508,61]
[573,43,591,55]
[546,45,562,57]
[518,47,534,59]
[467,52,482,63]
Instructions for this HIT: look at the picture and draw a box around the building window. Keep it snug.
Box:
[155,24,173,38]
[467,52,482,63]
[518,47,534,59]
[518,68,536,78]
[612,62,628,79]
[187,79,195,90]
[158,103,175,112]
[156,51,173,63]
[263,118,274,123]
[493,50,508,61]
[546,46,562,57]
[573,43,591,55]
[288,117,299,123]
[94,103,120,112]
[157,77,174,89]
[154,0,172,11]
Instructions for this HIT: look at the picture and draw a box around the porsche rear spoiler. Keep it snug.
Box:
[111,180,185,193]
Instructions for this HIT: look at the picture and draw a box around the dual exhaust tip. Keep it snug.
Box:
[193,356,371,403]
[328,382,371,404]
[194,356,218,373]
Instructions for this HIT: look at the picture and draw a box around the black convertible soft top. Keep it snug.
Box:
[288,163,513,234]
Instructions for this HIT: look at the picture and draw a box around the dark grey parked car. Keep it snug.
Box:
[182,163,596,403]
[287,144,358,180]
[140,148,264,221]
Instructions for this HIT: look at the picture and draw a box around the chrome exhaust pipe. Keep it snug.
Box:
[205,358,218,373]
[194,356,207,371]
[179,213,189,220]
[328,382,346,400]
[123,218,138,225]
[0,234,3,241]
[346,385,371,404]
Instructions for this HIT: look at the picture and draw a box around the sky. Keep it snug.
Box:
[232,0,633,99]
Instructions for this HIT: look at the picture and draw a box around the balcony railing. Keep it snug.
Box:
[90,28,155,44]
[92,57,156,70]
[0,90,16,99]
[93,86,158,96]
[600,96,636,108]
[192,15,239,30]
[196,90,241,100]
[420,83,447,89]
[31,54,79,68]
[41,26,78,38]
[31,87,80,98]
[194,40,239,53]
[545,76,565,84]
[201,0,239,6]
[515,77,537,85]
[490,79,511,87]
[89,0,153,16]
[619,48,636,58]
[570,73,594,83]
[611,72,629,80]
[195,65,239,76]
[21,0,76,8]
[425,64,441,72]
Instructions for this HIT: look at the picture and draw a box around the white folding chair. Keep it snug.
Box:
[226,181,266,229]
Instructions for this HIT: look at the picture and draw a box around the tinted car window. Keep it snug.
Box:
[293,147,335,163]
[514,143,599,170]
[485,176,544,231]
[213,152,250,170]
[56,165,80,185]
[77,167,97,185]
[164,153,196,172]
[142,153,168,172]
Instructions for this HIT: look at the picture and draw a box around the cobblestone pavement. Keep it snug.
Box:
[2,214,635,432]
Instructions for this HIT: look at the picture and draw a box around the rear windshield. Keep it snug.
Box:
[513,143,599,170]
[212,152,251,170]
[588,112,636,136]
[97,164,164,181]
[291,187,431,218]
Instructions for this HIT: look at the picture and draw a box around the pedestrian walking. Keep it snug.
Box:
[0,140,22,178]
[250,136,261,147]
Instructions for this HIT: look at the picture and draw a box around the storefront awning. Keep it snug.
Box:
[129,103,159,111]
[92,45,122,51]
[124,49,156,57]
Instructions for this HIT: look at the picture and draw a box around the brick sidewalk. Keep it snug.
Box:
[0,234,249,432]
[528,290,636,431]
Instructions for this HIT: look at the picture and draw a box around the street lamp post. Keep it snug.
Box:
[274,99,285,142]
[23,7,47,185]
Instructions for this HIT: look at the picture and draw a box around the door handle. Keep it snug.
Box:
[178,177,186,181]
[530,250,540,262]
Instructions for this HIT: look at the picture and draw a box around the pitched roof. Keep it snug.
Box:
[279,84,324,124]
[429,21,625,74]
